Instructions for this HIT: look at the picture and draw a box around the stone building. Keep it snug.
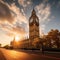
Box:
[29,9,40,48]
[10,9,40,49]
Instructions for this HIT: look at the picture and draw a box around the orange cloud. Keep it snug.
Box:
[0,1,27,39]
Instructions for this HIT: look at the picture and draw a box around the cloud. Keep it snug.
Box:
[0,1,28,24]
[18,0,32,8]
[0,2,14,24]
[0,23,26,37]
[35,3,51,22]
[0,1,27,39]
[9,3,28,24]
[35,2,51,35]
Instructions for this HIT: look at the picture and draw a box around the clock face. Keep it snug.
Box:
[30,19,33,23]
[36,19,39,23]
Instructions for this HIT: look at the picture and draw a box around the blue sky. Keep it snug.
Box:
[0,0,60,46]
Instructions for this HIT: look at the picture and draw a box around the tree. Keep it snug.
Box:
[3,45,9,49]
[44,29,60,48]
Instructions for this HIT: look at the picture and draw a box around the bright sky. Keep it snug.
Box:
[0,0,60,46]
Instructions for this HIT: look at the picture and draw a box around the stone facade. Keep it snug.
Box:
[29,9,40,47]
[10,9,40,49]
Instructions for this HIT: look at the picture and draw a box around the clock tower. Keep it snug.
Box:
[29,9,39,46]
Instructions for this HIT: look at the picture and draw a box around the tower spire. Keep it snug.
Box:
[32,8,36,15]
[29,9,39,39]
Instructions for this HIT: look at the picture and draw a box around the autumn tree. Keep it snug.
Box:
[44,29,60,48]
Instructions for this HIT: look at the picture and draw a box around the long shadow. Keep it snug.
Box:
[14,49,60,58]
[0,50,6,60]
[14,49,43,55]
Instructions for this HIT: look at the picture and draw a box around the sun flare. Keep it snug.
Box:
[15,36,20,41]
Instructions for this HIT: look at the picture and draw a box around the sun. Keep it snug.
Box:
[15,36,20,41]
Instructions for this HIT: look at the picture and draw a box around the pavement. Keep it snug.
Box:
[0,48,60,60]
